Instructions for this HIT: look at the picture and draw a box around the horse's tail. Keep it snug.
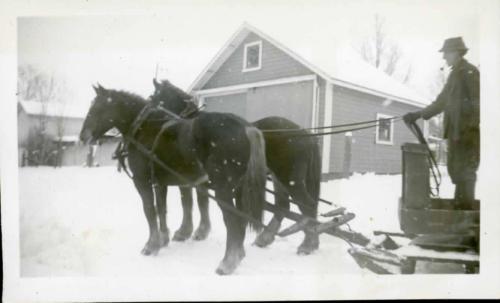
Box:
[306,138,321,215]
[240,126,267,231]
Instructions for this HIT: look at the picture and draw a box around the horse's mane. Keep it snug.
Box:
[107,89,148,106]
[159,80,193,100]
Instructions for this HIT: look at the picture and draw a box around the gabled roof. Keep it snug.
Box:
[189,22,427,107]
[18,99,86,119]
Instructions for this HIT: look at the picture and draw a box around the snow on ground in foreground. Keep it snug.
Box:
[19,166,461,276]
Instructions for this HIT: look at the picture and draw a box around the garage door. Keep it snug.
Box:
[204,93,247,119]
[246,81,313,128]
[202,81,314,127]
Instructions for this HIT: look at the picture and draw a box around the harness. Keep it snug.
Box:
[112,102,185,184]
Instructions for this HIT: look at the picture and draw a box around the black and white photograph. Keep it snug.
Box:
[1,0,500,301]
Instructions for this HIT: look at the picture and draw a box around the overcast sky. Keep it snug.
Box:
[18,0,480,113]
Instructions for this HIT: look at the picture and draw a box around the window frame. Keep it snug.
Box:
[375,113,394,145]
[242,40,263,72]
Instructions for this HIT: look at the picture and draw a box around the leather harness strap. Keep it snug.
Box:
[115,102,182,182]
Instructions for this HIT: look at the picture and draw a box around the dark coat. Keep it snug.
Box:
[421,59,480,141]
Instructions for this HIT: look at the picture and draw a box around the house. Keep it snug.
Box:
[17,99,119,167]
[188,23,429,179]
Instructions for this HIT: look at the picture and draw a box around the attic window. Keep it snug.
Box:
[242,41,262,72]
[375,113,394,145]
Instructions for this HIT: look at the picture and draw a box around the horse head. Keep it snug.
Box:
[80,83,128,144]
[151,78,196,115]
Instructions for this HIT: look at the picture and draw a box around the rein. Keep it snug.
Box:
[261,116,401,133]
[261,116,402,138]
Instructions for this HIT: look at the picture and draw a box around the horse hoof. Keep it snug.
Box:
[193,225,211,241]
[297,247,314,255]
[215,249,244,275]
[215,261,238,275]
[173,228,192,242]
[297,240,319,256]
[253,231,275,248]
[141,246,160,256]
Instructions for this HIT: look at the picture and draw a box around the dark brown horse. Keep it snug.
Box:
[80,84,267,275]
[151,79,321,255]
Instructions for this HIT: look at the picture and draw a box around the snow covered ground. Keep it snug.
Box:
[19,165,468,276]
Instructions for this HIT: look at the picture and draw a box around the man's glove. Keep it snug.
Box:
[403,111,422,124]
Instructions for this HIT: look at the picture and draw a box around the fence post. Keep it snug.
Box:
[343,132,352,178]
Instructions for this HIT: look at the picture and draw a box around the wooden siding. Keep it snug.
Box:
[316,77,326,156]
[328,85,424,174]
[203,32,312,89]
[316,77,326,129]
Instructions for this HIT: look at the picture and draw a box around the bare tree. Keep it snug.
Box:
[356,14,412,83]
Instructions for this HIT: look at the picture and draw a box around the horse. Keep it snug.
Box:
[151,79,321,255]
[79,84,267,275]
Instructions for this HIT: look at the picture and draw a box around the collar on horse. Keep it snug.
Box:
[113,101,184,180]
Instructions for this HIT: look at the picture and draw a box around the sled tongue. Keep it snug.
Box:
[277,218,314,237]
[313,213,355,234]
[320,207,346,217]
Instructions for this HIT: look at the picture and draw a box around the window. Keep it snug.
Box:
[242,41,262,72]
[375,113,394,145]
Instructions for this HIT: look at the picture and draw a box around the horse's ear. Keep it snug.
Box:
[92,84,99,94]
[97,83,105,92]
[153,78,160,89]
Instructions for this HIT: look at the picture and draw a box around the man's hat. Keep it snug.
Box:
[439,37,468,52]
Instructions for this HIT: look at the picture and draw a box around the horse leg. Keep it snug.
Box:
[214,188,245,275]
[173,187,194,241]
[193,186,211,241]
[287,178,319,255]
[133,178,161,256]
[254,178,289,248]
[234,188,247,260]
[155,184,170,247]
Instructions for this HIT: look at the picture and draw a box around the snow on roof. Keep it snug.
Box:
[190,22,428,107]
[19,99,86,119]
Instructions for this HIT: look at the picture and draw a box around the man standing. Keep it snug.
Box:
[404,37,480,208]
